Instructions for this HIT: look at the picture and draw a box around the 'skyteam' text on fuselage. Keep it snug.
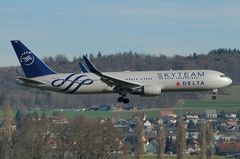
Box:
[11,40,232,104]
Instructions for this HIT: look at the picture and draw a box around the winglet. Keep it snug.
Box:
[83,56,100,74]
[79,63,89,73]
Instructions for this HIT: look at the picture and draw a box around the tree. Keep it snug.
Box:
[63,116,126,159]
[52,111,60,116]
[177,117,186,159]
[41,113,47,120]
[192,52,198,59]
[32,111,38,120]
[97,52,102,58]
[3,102,13,159]
[157,119,165,159]
[89,53,94,60]
[186,133,194,146]
[0,92,6,107]
[206,122,215,159]
[165,135,173,153]
[16,118,55,159]
[15,110,23,128]
[218,110,226,119]
[198,120,207,159]
[136,115,144,159]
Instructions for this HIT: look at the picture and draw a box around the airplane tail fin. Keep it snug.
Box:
[79,63,89,73]
[11,40,56,78]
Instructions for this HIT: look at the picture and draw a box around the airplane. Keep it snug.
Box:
[11,40,232,104]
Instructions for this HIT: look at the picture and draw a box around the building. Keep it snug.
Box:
[205,109,217,119]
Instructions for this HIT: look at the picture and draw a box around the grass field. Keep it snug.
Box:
[175,99,240,114]
[27,109,162,119]
[126,155,226,159]
[1,86,240,119]
[1,101,239,120]
[174,85,240,114]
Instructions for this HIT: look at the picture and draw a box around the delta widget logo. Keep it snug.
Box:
[19,52,34,66]
[176,81,181,87]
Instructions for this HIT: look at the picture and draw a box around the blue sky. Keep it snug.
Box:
[1,0,240,66]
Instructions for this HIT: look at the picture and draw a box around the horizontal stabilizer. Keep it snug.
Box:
[17,77,46,85]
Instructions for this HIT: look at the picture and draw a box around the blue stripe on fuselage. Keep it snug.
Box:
[51,73,94,93]
[61,75,86,91]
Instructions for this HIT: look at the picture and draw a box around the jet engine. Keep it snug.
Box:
[140,85,162,96]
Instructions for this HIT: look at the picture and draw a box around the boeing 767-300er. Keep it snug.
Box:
[11,40,232,104]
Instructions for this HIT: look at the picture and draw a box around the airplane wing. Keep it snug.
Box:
[17,76,47,85]
[83,56,142,89]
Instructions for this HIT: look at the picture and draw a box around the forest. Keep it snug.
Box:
[0,48,240,109]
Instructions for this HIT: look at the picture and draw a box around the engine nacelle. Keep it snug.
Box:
[140,85,162,96]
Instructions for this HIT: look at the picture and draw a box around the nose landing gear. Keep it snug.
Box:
[212,96,216,100]
[117,96,130,104]
[212,89,218,100]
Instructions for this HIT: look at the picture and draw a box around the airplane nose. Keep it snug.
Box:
[225,77,232,86]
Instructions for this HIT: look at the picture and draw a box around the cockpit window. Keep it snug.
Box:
[220,75,227,77]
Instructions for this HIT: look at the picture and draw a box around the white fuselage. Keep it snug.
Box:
[21,70,232,95]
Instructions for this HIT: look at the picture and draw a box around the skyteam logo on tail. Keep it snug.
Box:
[19,51,34,66]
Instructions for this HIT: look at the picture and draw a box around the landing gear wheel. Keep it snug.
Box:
[212,96,216,100]
[123,98,129,104]
[212,89,217,100]
[117,96,130,104]
[117,97,124,103]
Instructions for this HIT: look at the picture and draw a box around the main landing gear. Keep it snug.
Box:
[117,96,130,104]
[117,89,130,104]
[212,89,217,100]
